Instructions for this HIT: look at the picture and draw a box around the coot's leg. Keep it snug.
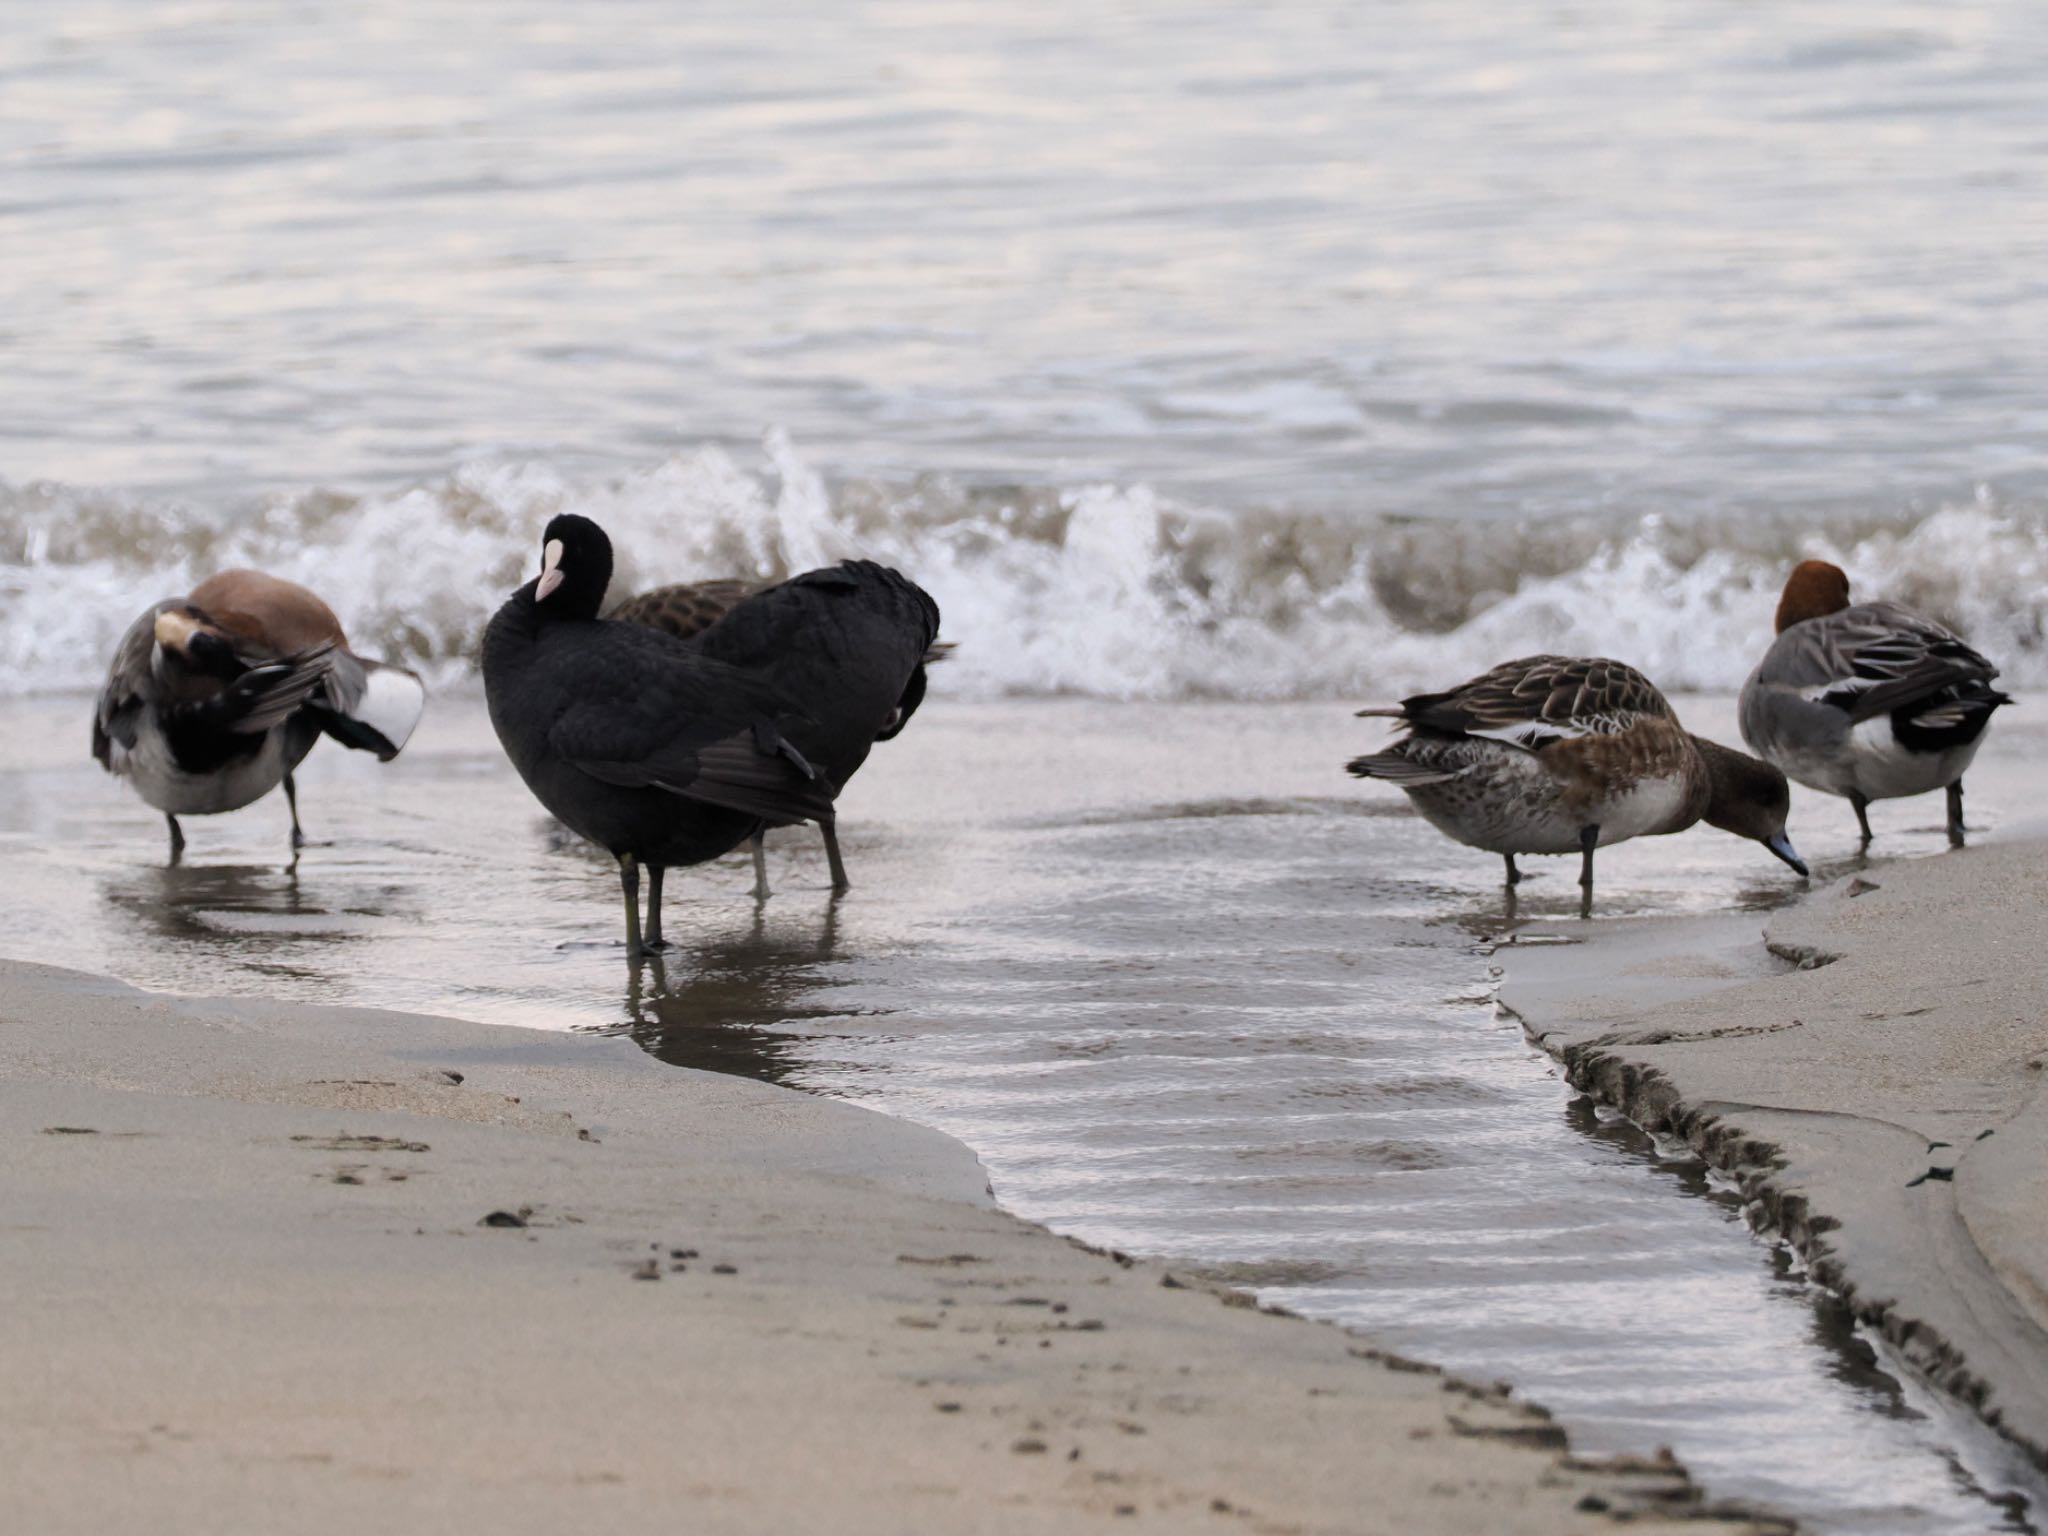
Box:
[643,864,671,952]
[285,771,306,850]
[821,821,850,894]
[751,832,771,901]
[1503,853,1521,887]
[617,853,643,958]
[1947,781,1966,847]
[1849,790,1873,848]
[167,814,185,866]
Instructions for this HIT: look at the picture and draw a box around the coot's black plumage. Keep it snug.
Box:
[482,515,939,954]
[607,574,949,893]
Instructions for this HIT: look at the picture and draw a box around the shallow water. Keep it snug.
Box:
[4,690,2044,1531]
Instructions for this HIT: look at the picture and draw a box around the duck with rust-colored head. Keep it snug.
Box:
[93,570,426,863]
[1739,560,2011,847]
[1348,654,1806,903]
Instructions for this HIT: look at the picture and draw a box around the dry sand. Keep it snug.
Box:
[1501,837,2048,1469]
[0,957,1779,1535]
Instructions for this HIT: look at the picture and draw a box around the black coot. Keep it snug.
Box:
[482,514,938,954]
[608,577,951,893]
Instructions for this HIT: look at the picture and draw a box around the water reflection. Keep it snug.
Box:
[603,904,849,1087]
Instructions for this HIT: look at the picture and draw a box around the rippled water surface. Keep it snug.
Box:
[3,692,2044,1531]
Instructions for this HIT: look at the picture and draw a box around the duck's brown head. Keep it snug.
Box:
[1693,735,1807,877]
[1774,560,1851,633]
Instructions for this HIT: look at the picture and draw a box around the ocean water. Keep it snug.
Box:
[4,1,2048,702]
[7,2,2048,1529]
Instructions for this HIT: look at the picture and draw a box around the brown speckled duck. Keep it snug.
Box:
[1348,654,1806,899]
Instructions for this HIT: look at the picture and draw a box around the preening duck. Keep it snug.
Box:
[482,516,939,955]
[1348,654,1806,899]
[1739,560,2011,847]
[92,570,426,862]
[607,577,952,894]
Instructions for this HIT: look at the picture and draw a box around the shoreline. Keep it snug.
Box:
[1499,835,2048,1487]
[0,956,1784,1534]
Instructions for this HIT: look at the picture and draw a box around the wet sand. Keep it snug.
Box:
[1501,833,2048,1477]
[0,956,1785,1534]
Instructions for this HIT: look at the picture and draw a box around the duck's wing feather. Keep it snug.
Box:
[1396,655,1672,752]
[1761,602,2002,723]
[607,580,760,642]
[93,603,172,765]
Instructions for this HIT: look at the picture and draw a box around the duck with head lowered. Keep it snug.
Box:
[1739,560,2010,847]
[481,514,938,956]
[1348,654,1806,905]
[93,570,426,862]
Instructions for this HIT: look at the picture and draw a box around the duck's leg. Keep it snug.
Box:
[751,832,771,901]
[1578,827,1599,891]
[643,864,671,952]
[1947,781,1967,847]
[284,771,306,850]
[1849,790,1874,847]
[166,814,185,866]
[1503,853,1521,887]
[821,821,850,895]
[617,853,643,959]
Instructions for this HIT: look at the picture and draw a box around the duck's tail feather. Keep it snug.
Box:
[1346,751,1456,785]
[314,654,427,760]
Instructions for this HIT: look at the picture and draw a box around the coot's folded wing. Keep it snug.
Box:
[549,648,836,826]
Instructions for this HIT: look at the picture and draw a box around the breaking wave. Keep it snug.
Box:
[5,432,2046,700]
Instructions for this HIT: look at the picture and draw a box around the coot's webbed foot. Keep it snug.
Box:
[822,820,850,895]
[751,832,771,901]
[618,853,644,959]
[167,813,185,866]
[1849,790,1874,848]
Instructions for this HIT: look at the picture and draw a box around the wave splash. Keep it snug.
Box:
[5,432,2046,700]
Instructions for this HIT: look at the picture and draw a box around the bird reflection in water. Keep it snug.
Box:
[608,903,852,1089]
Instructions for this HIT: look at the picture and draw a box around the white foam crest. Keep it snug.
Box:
[4,443,2046,701]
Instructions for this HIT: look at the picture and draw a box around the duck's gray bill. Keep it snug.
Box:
[1765,831,1809,878]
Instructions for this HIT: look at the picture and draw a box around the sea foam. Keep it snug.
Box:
[5,433,2045,700]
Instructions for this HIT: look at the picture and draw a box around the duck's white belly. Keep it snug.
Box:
[1591,774,1689,845]
[108,721,295,816]
[1839,718,1983,802]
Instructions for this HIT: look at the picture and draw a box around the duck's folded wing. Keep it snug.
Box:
[1768,604,2001,723]
[209,645,339,734]
[1402,654,1672,750]
[93,604,169,766]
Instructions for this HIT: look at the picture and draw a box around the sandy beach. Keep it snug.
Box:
[1502,834,2048,1479]
[0,955,1787,1534]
